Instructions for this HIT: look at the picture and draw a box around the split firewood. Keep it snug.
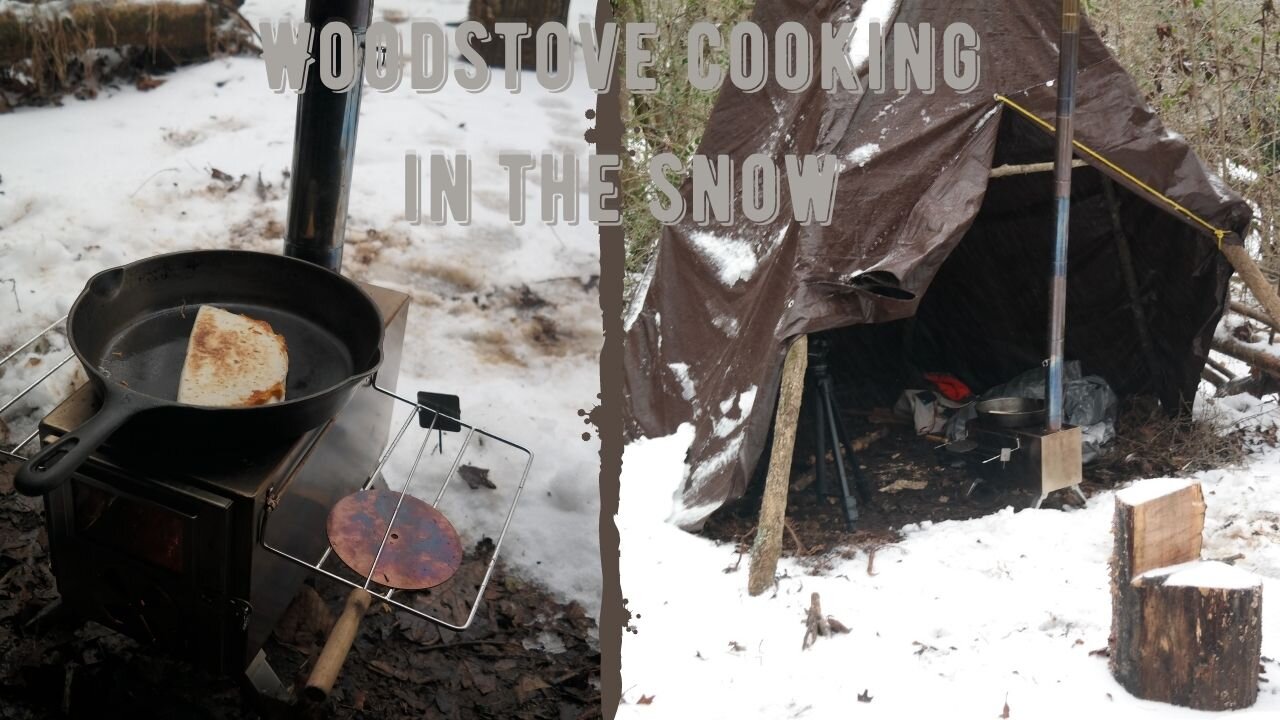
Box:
[1109,479,1264,711]
[801,592,850,650]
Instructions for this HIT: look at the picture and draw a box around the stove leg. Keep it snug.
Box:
[1071,485,1088,504]
[1032,494,1047,510]
[243,650,291,706]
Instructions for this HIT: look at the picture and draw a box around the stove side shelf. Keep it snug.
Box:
[258,382,533,631]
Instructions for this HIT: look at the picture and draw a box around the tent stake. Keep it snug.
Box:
[1046,0,1081,432]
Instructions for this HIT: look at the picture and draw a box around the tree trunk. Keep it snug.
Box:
[748,335,807,597]
[1121,564,1262,710]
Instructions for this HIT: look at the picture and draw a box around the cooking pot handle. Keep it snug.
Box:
[14,389,142,496]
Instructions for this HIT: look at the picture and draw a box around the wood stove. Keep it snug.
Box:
[34,284,408,675]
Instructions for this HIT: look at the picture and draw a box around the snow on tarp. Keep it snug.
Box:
[1137,560,1262,590]
[1114,478,1195,506]
[623,0,1255,528]
[847,0,904,73]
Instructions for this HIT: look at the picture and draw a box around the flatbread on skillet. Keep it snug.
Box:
[177,306,288,407]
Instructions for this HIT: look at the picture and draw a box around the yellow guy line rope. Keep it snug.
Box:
[993,93,1231,249]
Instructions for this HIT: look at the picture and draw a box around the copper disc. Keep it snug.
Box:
[325,490,463,590]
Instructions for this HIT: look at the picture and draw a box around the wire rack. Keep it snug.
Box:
[0,316,72,463]
[260,383,533,630]
[1,318,533,631]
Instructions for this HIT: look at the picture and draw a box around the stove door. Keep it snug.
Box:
[45,466,238,673]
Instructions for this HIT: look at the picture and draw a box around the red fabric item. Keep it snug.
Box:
[923,372,973,403]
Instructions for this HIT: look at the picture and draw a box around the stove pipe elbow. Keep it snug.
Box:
[283,0,374,272]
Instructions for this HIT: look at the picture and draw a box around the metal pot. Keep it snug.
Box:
[975,397,1047,429]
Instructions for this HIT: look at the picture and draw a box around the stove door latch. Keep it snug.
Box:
[229,598,253,631]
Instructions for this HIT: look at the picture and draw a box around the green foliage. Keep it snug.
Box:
[616,0,755,288]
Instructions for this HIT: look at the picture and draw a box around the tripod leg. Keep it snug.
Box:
[810,385,829,498]
[821,382,858,530]
[827,390,874,501]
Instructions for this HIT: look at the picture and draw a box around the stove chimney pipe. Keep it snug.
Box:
[1046,0,1080,432]
[282,0,374,271]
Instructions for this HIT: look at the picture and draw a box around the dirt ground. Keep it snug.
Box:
[702,396,1269,565]
[0,461,600,720]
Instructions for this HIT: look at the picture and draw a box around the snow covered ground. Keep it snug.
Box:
[618,394,1280,718]
[0,0,602,614]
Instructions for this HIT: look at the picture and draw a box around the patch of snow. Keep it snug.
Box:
[974,105,1000,132]
[686,231,759,286]
[846,143,882,168]
[713,386,758,438]
[847,0,903,74]
[1115,477,1193,506]
[668,363,696,401]
[1223,159,1259,185]
[1138,560,1261,590]
[712,314,740,338]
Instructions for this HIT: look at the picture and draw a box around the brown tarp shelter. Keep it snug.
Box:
[622,0,1254,528]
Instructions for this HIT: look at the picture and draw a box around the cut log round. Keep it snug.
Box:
[1109,480,1206,688]
[1119,562,1262,711]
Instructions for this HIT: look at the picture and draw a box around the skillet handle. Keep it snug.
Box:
[15,390,140,496]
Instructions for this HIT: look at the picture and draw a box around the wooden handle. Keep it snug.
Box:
[304,588,373,702]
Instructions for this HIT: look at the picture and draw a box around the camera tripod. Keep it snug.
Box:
[806,338,873,530]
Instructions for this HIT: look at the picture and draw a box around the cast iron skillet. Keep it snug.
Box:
[14,250,384,496]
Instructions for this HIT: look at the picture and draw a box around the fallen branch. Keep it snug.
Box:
[1230,301,1278,332]
[1212,336,1280,380]
[0,3,217,65]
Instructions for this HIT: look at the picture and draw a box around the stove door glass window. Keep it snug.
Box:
[72,480,188,574]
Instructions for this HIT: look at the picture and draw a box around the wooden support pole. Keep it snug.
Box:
[988,158,1087,178]
[1101,178,1161,377]
[1221,243,1280,334]
[748,335,808,597]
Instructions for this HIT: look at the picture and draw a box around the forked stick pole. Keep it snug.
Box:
[304,588,373,702]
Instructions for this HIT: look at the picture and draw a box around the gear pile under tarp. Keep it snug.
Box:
[622,0,1253,529]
